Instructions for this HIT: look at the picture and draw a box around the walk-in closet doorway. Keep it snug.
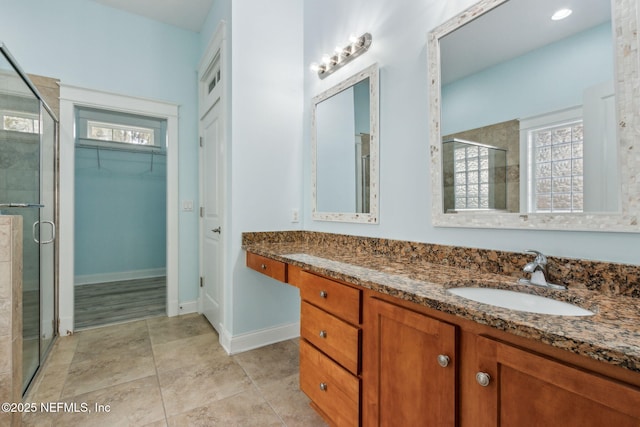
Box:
[58,85,180,335]
[73,107,167,329]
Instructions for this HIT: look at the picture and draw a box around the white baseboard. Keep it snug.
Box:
[74,268,167,285]
[219,322,300,355]
[178,300,198,315]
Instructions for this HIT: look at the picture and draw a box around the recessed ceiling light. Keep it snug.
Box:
[552,8,573,21]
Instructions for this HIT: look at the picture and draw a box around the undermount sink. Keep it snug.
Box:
[447,287,594,316]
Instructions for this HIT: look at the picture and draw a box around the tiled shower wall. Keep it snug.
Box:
[0,215,23,427]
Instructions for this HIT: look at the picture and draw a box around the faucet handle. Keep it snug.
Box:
[525,249,547,265]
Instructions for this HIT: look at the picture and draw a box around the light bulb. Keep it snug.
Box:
[322,54,332,65]
[551,8,572,21]
[310,63,320,72]
[349,34,359,44]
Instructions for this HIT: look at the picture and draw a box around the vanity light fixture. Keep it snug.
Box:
[551,8,573,21]
[310,33,372,79]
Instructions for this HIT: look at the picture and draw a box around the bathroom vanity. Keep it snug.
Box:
[244,231,640,426]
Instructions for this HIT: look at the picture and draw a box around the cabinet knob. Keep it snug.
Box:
[437,354,450,368]
[260,264,267,270]
[319,382,328,392]
[319,330,327,338]
[476,372,491,387]
[319,290,328,298]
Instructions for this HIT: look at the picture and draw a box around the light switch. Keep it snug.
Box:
[182,200,194,212]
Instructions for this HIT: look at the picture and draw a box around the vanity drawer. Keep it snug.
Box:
[299,270,361,325]
[300,339,360,427]
[301,301,360,375]
[246,252,287,282]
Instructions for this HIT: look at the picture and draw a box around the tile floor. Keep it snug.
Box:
[22,314,327,426]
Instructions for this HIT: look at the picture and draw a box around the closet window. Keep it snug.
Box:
[75,107,166,150]
[87,120,154,145]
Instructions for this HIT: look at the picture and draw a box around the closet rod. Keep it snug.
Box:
[76,143,167,156]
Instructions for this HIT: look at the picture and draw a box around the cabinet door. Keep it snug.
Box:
[363,297,457,426]
[473,336,640,426]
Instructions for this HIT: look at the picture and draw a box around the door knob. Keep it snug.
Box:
[212,227,221,233]
[476,372,491,387]
[437,354,450,368]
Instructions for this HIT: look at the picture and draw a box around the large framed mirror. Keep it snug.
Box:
[312,63,379,223]
[429,0,640,231]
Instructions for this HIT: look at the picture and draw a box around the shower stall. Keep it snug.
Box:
[0,43,57,394]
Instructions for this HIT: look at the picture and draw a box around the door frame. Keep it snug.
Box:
[58,84,180,335]
[198,21,228,335]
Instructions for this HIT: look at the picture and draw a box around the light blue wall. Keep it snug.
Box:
[442,23,614,135]
[0,0,201,303]
[303,0,640,264]
[74,148,167,277]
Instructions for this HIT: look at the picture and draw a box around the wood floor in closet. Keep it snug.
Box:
[74,277,166,330]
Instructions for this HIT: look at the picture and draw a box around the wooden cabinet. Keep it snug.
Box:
[363,297,457,427]
[246,252,287,282]
[245,251,640,426]
[363,293,640,427]
[297,270,362,426]
[469,335,640,426]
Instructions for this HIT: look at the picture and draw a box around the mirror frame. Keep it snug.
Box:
[428,0,640,232]
[312,63,379,223]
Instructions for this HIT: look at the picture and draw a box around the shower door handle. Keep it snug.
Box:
[33,221,56,244]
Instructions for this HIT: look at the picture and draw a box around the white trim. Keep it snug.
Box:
[74,268,167,286]
[58,83,180,336]
[218,322,300,355]
[179,300,198,315]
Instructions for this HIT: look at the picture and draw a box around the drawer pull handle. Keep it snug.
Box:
[260,264,267,270]
[437,354,450,368]
[476,372,491,387]
[319,382,328,392]
[319,290,328,298]
[319,330,327,338]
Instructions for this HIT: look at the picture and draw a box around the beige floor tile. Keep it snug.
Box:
[260,373,327,427]
[147,314,215,346]
[62,353,156,398]
[233,340,299,389]
[167,387,283,427]
[21,411,55,427]
[158,356,253,417]
[152,333,226,373]
[44,334,79,368]
[55,376,166,427]
[72,320,152,364]
[25,362,68,403]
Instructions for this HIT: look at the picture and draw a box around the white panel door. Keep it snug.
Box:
[201,96,223,332]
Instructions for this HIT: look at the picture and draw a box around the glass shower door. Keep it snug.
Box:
[0,45,57,394]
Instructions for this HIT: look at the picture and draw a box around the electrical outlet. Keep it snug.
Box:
[291,208,299,223]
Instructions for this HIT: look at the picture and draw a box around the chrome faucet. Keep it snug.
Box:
[519,250,567,290]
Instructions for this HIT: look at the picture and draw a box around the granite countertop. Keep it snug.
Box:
[244,239,640,374]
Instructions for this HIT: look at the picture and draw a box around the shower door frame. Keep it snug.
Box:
[0,43,60,394]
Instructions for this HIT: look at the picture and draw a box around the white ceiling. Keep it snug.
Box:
[440,0,612,84]
[88,0,215,32]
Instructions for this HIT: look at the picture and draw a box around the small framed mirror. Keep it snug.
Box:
[312,63,379,223]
